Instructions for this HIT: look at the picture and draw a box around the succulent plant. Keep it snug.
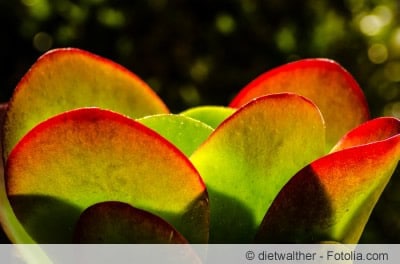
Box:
[0,48,398,246]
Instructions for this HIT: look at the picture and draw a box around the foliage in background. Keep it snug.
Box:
[0,0,399,243]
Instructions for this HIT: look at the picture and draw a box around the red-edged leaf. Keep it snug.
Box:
[73,201,188,243]
[5,108,208,243]
[256,117,400,243]
[3,48,169,159]
[229,59,370,150]
[190,93,325,242]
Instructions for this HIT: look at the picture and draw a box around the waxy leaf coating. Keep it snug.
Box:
[5,108,208,243]
[190,93,326,243]
[256,117,400,243]
[180,106,235,129]
[3,48,168,159]
[0,103,36,243]
[229,58,370,150]
[331,117,400,152]
[138,114,213,156]
[74,201,188,243]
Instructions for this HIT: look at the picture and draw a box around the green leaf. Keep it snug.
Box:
[0,103,37,244]
[256,117,400,243]
[138,114,213,156]
[229,58,370,150]
[5,108,208,243]
[3,48,169,159]
[180,106,235,129]
[73,201,188,243]
[190,93,326,242]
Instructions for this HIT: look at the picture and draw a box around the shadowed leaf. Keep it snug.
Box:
[5,108,208,243]
[256,117,400,243]
[74,201,188,243]
[190,93,325,242]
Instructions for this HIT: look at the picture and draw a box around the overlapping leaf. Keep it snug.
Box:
[5,108,208,243]
[190,93,326,242]
[138,114,213,156]
[3,48,168,159]
[74,201,188,243]
[229,59,370,150]
[180,106,235,129]
[256,117,400,243]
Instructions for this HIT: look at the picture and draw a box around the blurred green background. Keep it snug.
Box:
[0,0,399,243]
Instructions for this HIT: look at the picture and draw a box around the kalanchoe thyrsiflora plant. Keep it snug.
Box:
[0,48,398,245]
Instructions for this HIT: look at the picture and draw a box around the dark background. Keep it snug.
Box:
[0,0,399,243]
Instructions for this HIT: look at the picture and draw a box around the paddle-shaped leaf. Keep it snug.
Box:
[229,59,370,150]
[3,48,169,159]
[256,117,400,243]
[138,114,213,156]
[190,93,325,242]
[180,106,235,129]
[331,117,400,152]
[5,108,208,243]
[73,201,188,243]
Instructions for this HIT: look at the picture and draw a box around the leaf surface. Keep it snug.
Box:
[74,201,188,243]
[256,117,400,243]
[138,114,213,156]
[5,108,208,243]
[180,106,235,129]
[229,59,369,150]
[3,48,168,159]
[190,93,325,242]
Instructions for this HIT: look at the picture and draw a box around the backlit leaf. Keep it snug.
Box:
[5,108,208,243]
[229,59,369,150]
[190,93,325,242]
[138,114,213,156]
[180,106,235,129]
[256,117,400,243]
[3,48,168,159]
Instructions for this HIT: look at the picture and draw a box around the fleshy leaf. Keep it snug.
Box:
[229,58,370,150]
[331,117,400,152]
[138,114,213,156]
[73,201,188,243]
[3,48,169,159]
[5,108,208,243]
[180,106,235,129]
[190,93,326,242]
[0,103,36,243]
[255,117,400,243]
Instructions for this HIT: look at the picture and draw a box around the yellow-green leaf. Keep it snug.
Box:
[229,59,369,150]
[256,117,400,243]
[190,93,325,242]
[138,114,213,156]
[3,48,168,159]
[5,108,208,243]
[180,106,235,129]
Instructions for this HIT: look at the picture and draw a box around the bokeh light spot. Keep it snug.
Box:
[97,8,125,28]
[179,85,201,106]
[33,31,53,52]
[359,15,384,36]
[383,101,400,118]
[190,59,210,82]
[384,61,400,82]
[368,43,388,64]
[215,14,236,35]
